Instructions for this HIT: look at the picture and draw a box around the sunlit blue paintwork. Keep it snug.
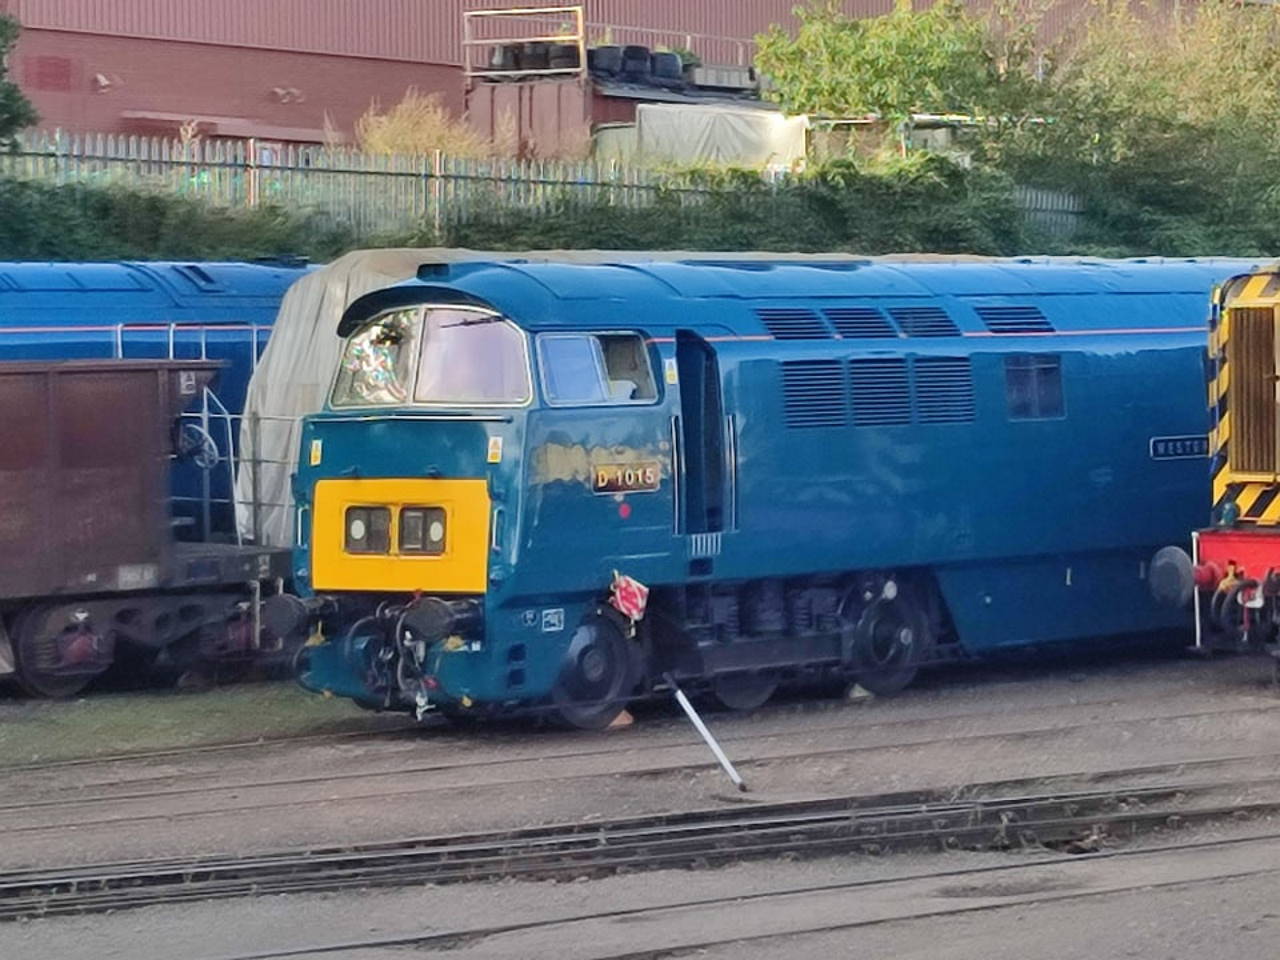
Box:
[296,257,1261,708]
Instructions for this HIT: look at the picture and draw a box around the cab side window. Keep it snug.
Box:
[541,335,606,403]
[540,333,658,405]
[598,334,658,401]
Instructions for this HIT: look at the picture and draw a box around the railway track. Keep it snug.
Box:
[5,699,1279,838]
[0,722,419,775]
[208,830,1280,960]
[3,759,1278,921]
[1,648,1252,777]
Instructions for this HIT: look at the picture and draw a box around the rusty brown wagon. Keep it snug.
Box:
[0,359,291,697]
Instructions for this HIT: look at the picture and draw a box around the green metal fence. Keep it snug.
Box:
[2,131,692,237]
[3,130,1084,240]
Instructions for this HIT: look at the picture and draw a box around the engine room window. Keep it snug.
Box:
[1005,354,1064,420]
[540,333,657,405]
[414,309,531,405]
[332,309,420,406]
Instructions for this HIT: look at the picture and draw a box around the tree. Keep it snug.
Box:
[0,15,37,145]
[1004,0,1280,252]
[755,0,1280,255]
[755,0,1047,127]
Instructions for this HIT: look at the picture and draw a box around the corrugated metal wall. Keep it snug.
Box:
[2,0,808,66]
[7,1,465,64]
[4,0,1101,66]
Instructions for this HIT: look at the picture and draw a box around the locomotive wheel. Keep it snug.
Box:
[842,582,931,697]
[11,607,113,699]
[711,672,778,712]
[1211,579,1266,648]
[551,613,638,730]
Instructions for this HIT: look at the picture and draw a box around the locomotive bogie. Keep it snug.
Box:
[294,570,940,719]
[1,588,275,697]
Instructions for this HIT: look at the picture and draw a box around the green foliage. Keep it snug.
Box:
[671,47,702,69]
[758,0,1280,256]
[994,0,1280,255]
[0,179,356,260]
[0,15,37,145]
[434,154,1030,256]
[12,0,1280,263]
[757,0,1048,126]
[658,45,702,69]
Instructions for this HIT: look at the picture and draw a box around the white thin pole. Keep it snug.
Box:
[666,673,748,792]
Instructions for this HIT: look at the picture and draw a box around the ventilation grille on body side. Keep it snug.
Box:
[757,308,832,340]
[823,307,898,339]
[780,356,976,429]
[781,360,847,428]
[849,358,912,426]
[1228,306,1277,473]
[914,357,975,423]
[887,306,960,337]
[975,305,1054,334]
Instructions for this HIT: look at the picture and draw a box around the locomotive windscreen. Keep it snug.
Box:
[332,306,530,408]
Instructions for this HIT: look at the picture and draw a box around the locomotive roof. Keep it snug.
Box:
[338,256,1264,338]
[0,260,312,321]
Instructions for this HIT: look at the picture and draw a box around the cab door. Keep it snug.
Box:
[674,331,730,562]
[517,330,674,595]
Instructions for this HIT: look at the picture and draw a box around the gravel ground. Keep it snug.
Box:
[2,646,1279,959]
[5,817,1280,960]
[0,648,1275,870]
[691,870,1280,960]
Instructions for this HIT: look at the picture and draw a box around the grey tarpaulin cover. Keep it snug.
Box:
[234,247,1012,546]
[634,103,808,169]
[235,249,429,545]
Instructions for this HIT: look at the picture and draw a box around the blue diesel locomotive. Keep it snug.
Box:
[284,257,1254,727]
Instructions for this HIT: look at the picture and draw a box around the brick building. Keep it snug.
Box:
[0,0,818,143]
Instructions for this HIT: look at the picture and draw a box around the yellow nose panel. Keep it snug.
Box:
[312,478,490,594]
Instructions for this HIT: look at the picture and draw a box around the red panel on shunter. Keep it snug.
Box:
[1196,528,1280,581]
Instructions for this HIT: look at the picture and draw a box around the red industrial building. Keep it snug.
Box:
[0,0,817,143]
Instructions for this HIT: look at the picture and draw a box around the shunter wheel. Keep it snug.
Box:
[842,581,932,697]
[550,612,639,730]
[1210,579,1267,647]
[10,605,114,699]
[710,672,778,712]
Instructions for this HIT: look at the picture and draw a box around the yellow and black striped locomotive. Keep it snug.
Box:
[1194,263,1280,654]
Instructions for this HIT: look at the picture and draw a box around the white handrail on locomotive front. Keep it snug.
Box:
[203,388,241,547]
[109,319,271,540]
[172,407,313,545]
[108,321,272,363]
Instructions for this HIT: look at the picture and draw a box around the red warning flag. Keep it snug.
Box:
[609,570,650,622]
